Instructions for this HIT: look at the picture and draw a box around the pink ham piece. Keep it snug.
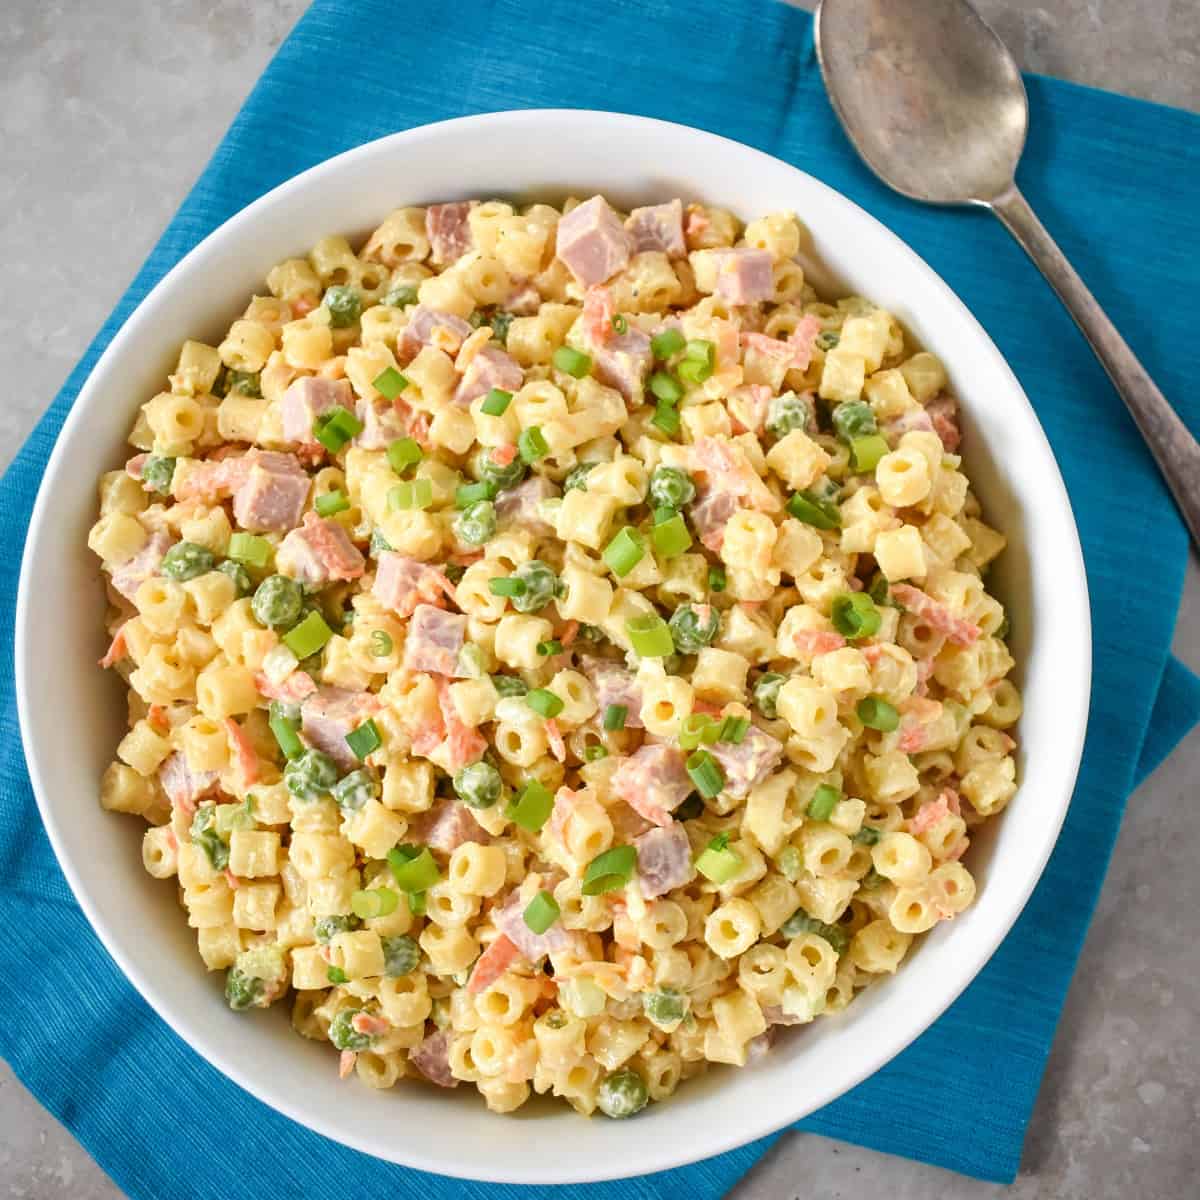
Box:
[691,437,781,514]
[158,752,218,815]
[709,724,783,798]
[399,306,473,362]
[728,384,773,434]
[634,822,694,899]
[426,202,473,267]
[494,890,576,962]
[712,249,774,304]
[232,452,311,533]
[891,585,980,647]
[301,687,381,771]
[373,552,456,618]
[405,799,492,854]
[454,344,523,407]
[408,1028,459,1087]
[280,376,352,446]
[109,530,172,601]
[124,453,148,483]
[504,283,541,315]
[255,669,317,704]
[555,195,632,287]
[494,475,559,535]
[354,396,408,449]
[579,657,644,728]
[583,285,617,346]
[611,744,693,827]
[688,486,739,553]
[882,406,936,442]
[926,394,962,452]
[762,1005,807,1027]
[624,199,686,259]
[466,934,520,995]
[608,801,654,843]
[403,604,467,676]
[276,512,364,586]
[591,325,652,404]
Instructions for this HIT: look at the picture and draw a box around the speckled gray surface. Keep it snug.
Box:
[1,2,1198,1197]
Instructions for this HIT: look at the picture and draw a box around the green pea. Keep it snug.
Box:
[383,284,418,308]
[252,574,304,628]
[332,768,378,812]
[453,760,503,810]
[563,462,596,492]
[667,604,720,654]
[216,559,253,597]
[328,1008,372,1051]
[753,672,787,720]
[643,988,689,1030]
[489,311,514,345]
[224,966,265,1012]
[831,400,878,443]
[765,391,816,439]
[323,285,362,328]
[477,449,527,492]
[382,934,420,977]
[226,370,262,398]
[313,914,361,944]
[647,466,696,510]
[510,560,559,614]
[454,499,497,547]
[141,455,176,496]
[597,1068,649,1119]
[490,674,529,698]
[161,541,214,582]
[284,748,339,800]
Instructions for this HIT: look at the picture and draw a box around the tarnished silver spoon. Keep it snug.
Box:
[815,0,1200,547]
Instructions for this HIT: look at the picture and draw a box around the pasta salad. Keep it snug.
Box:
[90,194,1020,1118]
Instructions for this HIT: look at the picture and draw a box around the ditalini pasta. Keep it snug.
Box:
[92,195,1019,1118]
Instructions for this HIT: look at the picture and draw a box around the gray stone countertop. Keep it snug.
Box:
[1,2,1197,1196]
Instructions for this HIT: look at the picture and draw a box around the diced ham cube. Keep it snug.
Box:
[611,744,693,827]
[691,436,781,514]
[399,306,473,362]
[555,195,632,287]
[712,248,774,304]
[591,325,652,404]
[174,453,253,503]
[494,475,559,535]
[709,724,783,798]
[354,395,408,449]
[158,751,218,816]
[232,452,311,533]
[124,453,148,482]
[254,669,317,704]
[300,687,381,771]
[608,801,654,843]
[109,530,172,601]
[426,202,474,266]
[687,486,740,553]
[373,552,456,618]
[403,604,467,676]
[788,315,823,372]
[276,511,365,585]
[405,798,492,854]
[280,376,352,446]
[624,200,686,259]
[454,344,523,407]
[494,890,576,962]
[926,394,961,452]
[634,822,694,899]
[891,585,980,647]
[580,657,644,728]
[504,283,542,316]
[408,1028,459,1087]
[882,406,936,442]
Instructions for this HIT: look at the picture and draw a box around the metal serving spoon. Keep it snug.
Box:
[815,0,1200,547]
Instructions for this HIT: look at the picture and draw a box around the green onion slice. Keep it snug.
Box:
[695,833,742,883]
[602,526,645,577]
[552,345,592,378]
[387,437,423,474]
[525,688,564,718]
[507,780,555,832]
[626,614,674,658]
[806,782,840,821]
[686,750,725,799]
[315,490,350,517]
[386,845,440,892]
[283,611,333,659]
[857,695,900,732]
[227,532,272,569]
[481,387,513,416]
[603,704,627,732]
[831,592,882,640]
[373,367,409,401]
[581,845,637,896]
[345,718,382,761]
[523,891,561,935]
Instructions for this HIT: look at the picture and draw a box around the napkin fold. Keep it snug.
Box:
[1,0,1198,1193]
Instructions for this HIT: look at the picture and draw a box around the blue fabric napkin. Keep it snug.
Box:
[2,0,1198,1193]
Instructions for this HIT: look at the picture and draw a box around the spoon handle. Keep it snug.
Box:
[989,185,1200,548]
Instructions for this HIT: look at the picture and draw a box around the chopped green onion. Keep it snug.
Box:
[481,387,513,416]
[780,908,849,953]
[488,576,527,598]
[315,490,349,517]
[679,713,715,752]
[370,630,393,657]
[719,715,751,744]
[686,750,725,799]
[386,846,440,892]
[677,339,715,384]
[603,704,627,732]
[553,345,592,378]
[695,833,742,883]
[283,611,333,659]
[387,437,423,474]
[626,614,674,658]
[612,314,628,335]
[457,480,496,508]
[708,564,726,593]
[584,745,608,762]
[853,826,882,846]
[867,572,891,607]
[227,532,271,569]
[831,592,883,640]
[526,689,564,719]
[857,695,900,732]
[523,891,560,935]
[807,783,840,821]
[537,639,563,657]
[351,887,399,919]
[581,845,637,896]
[507,780,555,832]
[649,372,683,404]
[408,890,428,916]
[651,327,686,359]
[518,426,549,463]
[786,489,842,529]
[850,433,889,473]
[651,512,692,559]
[327,967,349,984]
[389,479,433,511]
[312,405,363,454]
[651,402,681,437]
[602,526,645,577]
[373,367,409,401]
[269,713,303,760]
[345,718,382,761]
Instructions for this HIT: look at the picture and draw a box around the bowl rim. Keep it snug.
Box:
[15,108,1092,1183]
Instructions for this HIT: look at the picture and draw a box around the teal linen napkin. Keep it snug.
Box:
[1,0,1198,1192]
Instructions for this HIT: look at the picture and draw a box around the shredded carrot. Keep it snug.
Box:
[98,626,127,669]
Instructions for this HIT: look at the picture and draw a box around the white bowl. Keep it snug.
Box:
[15,110,1090,1183]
